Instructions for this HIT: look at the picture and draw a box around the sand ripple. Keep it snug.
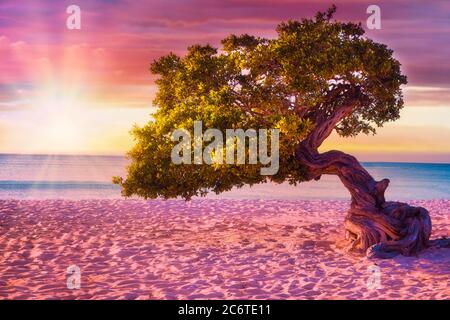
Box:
[0,199,448,299]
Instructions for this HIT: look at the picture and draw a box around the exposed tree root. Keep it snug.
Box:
[346,202,432,258]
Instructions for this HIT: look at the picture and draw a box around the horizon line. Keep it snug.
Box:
[0,152,449,165]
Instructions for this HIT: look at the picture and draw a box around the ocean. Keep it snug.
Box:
[0,154,449,200]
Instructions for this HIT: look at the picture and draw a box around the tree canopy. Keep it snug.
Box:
[114,6,407,200]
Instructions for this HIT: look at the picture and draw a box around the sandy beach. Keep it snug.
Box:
[0,199,448,300]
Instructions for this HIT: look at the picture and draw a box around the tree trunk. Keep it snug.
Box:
[295,101,448,258]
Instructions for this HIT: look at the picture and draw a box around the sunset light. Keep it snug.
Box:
[0,1,448,161]
[0,0,448,305]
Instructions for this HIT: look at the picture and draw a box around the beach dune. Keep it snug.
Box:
[0,199,448,299]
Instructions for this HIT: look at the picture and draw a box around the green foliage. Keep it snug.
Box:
[114,6,407,199]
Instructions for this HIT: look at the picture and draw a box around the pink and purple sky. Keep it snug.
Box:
[0,0,449,162]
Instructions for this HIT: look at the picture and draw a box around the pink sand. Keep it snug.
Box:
[0,199,448,300]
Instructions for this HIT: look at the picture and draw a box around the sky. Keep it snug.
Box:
[0,0,449,162]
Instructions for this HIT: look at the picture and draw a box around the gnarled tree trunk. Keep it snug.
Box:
[295,100,449,258]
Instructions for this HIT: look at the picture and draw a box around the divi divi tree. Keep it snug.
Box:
[114,7,448,258]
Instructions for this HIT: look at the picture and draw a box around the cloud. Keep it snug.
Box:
[0,1,449,112]
[0,0,449,155]
[404,87,450,107]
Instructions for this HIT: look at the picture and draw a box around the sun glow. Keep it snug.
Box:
[40,115,82,150]
[0,1,448,162]
[29,83,89,152]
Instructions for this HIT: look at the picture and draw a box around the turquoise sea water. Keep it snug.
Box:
[0,154,448,200]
